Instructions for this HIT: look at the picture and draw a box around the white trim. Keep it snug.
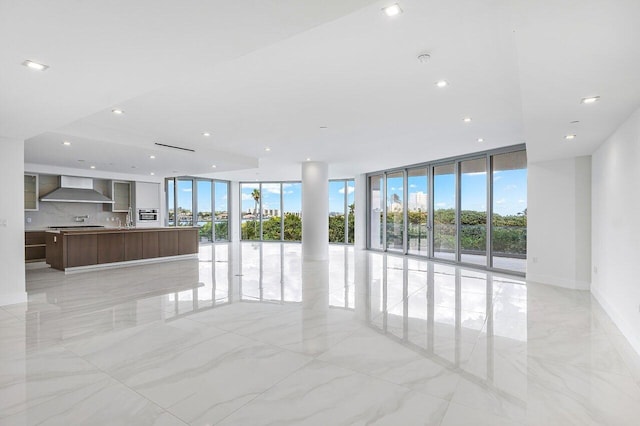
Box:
[0,292,28,307]
[62,254,198,274]
[526,273,590,290]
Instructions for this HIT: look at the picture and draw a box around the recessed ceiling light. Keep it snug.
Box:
[202,132,211,137]
[565,134,577,140]
[320,126,328,129]
[78,159,85,162]
[463,117,472,123]
[477,138,484,142]
[62,141,71,146]
[581,96,600,104]
[150,172,155,176]
[306,158,311,161]
[22,60,48,71]
[382,3,403,17]
[90,165,96,169]
[131,166,137,169]
[112,109,124,115]
[264,147,271,152]
[436,80,448,88]
[149,155,156,159]
[211,164,217,168]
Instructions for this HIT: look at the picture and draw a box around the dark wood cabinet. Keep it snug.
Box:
[25,231,47,262]
[124,232,144,261]
[178,229,198,255]
[46,228,198,271]
[46,232,63,270]
[142,231,159,259]
[98,233,125,264]
[158,231,179,257]
[66,234,98,267]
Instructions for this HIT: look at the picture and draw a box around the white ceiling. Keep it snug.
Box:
[2,0,640,180]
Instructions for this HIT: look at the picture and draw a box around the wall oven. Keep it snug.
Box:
[138,208,158,222]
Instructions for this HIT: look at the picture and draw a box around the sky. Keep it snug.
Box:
[241,181,354,214]
[387,168,527,216]
[170,167,526,218]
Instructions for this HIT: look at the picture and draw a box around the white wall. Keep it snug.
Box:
[591,108,640,355]
[0,138,27,306]
[527,156,591,289]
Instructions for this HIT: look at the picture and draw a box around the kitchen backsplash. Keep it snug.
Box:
[24,175,127,230]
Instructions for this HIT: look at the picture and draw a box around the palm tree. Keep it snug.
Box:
[251,188,260,235]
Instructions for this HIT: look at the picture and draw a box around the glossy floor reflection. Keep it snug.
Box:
[2,243,640,425]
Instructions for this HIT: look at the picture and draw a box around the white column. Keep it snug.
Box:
[302,161,328,261]
[0,137,27,306]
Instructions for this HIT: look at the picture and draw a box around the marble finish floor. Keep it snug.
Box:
[2,242,640,425]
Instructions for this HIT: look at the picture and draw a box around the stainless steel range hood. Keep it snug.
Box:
[40,176,114,204]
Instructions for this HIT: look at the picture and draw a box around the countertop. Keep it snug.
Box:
[45,227,199,235]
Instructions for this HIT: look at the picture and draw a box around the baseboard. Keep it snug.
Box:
[63,254,198,274]
[591,285,640,356]
[526,272,590,290]
[0,292,28,307]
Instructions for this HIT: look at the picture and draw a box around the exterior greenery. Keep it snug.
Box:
[240,206,354,243]
[388,208,527,255]
[198,221,229,241]
[241,213,302,241]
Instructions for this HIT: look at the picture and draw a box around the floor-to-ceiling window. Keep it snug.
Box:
[329,179,355,244]
[241,181,303,242]
[347,180,355,244]
[433,163,456,260]
[177,179,193,227]
[366,145,526,275]
[408,167,428,256]
[369,175,384,250]
[491,150,527,273]
[260,183,282,241]
[460,158,487,266]
[283,183,302,241]
[167,179,175,226]
[214,181,229,241]
[386,171,404,251]
[165,177,230,242]
[241,183,261,240]
[197,180,213,242]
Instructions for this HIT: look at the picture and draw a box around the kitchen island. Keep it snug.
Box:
[46,227,199,272]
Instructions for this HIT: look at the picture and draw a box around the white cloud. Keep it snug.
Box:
[493,175,503,182]
[409,184,417,188]
[465,172,486,176]
[496,198,506,204]
[182,188,192,192]
[241,193,256,201]
[338,186,355,195]
[505,184,517,190]
[518,199,525,203]
[436,202,447,208]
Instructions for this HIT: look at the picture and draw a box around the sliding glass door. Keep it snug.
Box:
[433,164,456,260]
[366,145,527,275]
[386,171,404,251]
[460,158,487,265]
[407,168,428,256]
